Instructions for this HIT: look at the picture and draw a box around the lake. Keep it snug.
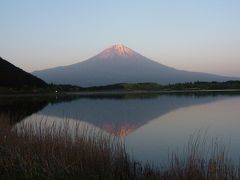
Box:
[1,92,240,165]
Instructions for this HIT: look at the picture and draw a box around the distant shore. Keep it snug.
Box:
[1,81,240,96]
[67,89,240,95]
[1,89,240,98]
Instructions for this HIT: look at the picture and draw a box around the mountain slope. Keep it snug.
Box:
[33,44,236,87]
[0,57,47,87]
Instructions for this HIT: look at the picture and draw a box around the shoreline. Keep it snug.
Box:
[1,89,240,97]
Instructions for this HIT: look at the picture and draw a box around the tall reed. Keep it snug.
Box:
[0,118,239,179]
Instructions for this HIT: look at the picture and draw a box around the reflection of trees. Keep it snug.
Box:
[0,95,86,125]
[0,98,48,125]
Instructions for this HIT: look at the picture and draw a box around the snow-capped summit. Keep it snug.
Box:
[97,44,137,59]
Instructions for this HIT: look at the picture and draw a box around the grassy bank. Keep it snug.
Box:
[0,118,239,179]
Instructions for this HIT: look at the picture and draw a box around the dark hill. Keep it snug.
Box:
[0,57,47,87]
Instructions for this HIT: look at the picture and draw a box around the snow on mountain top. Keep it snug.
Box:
[97,44,137,59]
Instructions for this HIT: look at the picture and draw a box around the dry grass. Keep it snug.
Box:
[164,131,238,179]
[0,118,239,179]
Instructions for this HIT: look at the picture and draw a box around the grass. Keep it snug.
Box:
[0,117,239,179]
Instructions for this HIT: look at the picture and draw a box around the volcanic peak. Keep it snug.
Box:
[97,44,136,59]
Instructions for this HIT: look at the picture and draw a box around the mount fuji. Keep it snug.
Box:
[33,44,235,87]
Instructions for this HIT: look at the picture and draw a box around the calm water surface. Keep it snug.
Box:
[1,92,240,165]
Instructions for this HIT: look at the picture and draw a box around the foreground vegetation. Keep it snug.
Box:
[0,117,239,179]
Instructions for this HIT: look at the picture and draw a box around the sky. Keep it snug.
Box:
[0,0,240,77]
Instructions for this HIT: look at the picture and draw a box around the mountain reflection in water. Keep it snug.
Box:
[1,92,239,137]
